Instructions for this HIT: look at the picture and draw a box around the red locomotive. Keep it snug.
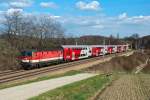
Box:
[18,45,129,69]
[19,50,63,69]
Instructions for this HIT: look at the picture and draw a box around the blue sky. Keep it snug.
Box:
[0,0,150,37]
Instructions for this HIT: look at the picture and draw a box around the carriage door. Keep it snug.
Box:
[87,47,92,57]
[72,51,75,60]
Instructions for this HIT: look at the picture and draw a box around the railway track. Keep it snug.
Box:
[0,57,101,83]
[0,52,131,84]
[0,70,25,77]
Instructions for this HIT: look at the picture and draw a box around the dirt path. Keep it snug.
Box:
[0,73,97,100]
[135,58,149,74]
[96,74,150,100]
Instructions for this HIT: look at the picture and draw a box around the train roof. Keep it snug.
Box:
[62,45,89,48]
[21,48,63,52]
[62,45,128,48]
[88,45,106,47]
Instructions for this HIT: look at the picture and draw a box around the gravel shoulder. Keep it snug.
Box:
[0,73,97,100]
[96,74,150,100]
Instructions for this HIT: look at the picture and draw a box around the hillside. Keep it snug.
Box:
[63,35,127,45]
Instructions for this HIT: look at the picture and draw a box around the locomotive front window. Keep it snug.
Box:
[21,51,32,56]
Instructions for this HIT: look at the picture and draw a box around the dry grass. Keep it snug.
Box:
[142,50,150,73]
[96,74,150,100]
[85,52,148,73]
[0,39,19,70]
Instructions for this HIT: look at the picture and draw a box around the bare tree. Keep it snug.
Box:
[2,11,23,48]
[1,11,65,50]
[131,33,139,49]
[32,16,65,49]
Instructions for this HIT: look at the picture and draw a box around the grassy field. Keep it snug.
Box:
[29,75,111,100]
[0,70,82,89]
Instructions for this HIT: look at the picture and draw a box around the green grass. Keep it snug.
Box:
[29,75,111,100]
[0,70,82,89]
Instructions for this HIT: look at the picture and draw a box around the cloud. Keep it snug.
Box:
[0,0,33,8]
[7,8,23,15]
[91,25,104,29]
[119,12,127,19]
[49,16,61,19]
[58,14,150,37]
[40,2,58,8]
[0,11,5,15]
[23,12,61,21]
[0,8,23,22]
[76,1,100,11]
[118,13,150,25]
[0,11,5,23]
[0,0,33,3]
[0,0,27,2]
[9,1,32,8]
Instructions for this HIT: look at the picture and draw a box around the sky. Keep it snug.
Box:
[0,0,150,37]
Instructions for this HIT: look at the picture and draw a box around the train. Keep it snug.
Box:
[18,44,129,69]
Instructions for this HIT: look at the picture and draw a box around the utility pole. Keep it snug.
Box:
[103,38,105,45]
[103,38,106,57]
[75,39,78,45]
[109,40,110,45]
[117,33,119,39]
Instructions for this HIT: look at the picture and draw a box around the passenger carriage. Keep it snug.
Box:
[62,45,91,61]
[89,45,105,56]
[106,45,115,54]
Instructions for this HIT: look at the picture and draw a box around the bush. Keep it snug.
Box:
[0,39,20,70]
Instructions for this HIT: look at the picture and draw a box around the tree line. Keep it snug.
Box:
[0,10,149,51]
[0,11,65,51]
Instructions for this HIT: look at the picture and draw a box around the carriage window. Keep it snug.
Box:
[80,54,86,56]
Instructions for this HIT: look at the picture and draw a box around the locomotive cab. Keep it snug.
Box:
[21,51,33,57]
[18,50,35,69]
[19,51,33,62]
